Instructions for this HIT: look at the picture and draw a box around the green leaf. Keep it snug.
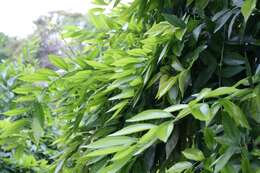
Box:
[85,60,109,69]
[108,89,135,100]
[178,70,190,97]
[167,161,193,173]
[228,10,240,39]
[163,14,186,28]
[213,147,237,173]
[3,108,29,116]
[126,109,173,122]
[49,54,69,70]
[205,87,238,98]
[203,128,215,149]
[193,52,217,90]
[109,124,156,136]
[156,75,178,99]
[107,100,129,113]
[0,119,29,138]
[241,149,254,173]
[19,73,50,82]
[174,108,191,121]
[32,103,45,144]
[214,11,233,33]
[112,145,137,161]
[98,156,131,173]
[173,42,184,57]
[156,121,174,142]
[85,136,137,149]
[86,146,126,157]
[212,9,230,22]
[158,43,169,63]
[222,114,240,143]
[111,57,145,67]
[221,66,245,78]
[190,103,211,121]
[134,128,158,155]
[241,0,257,23]
[195,0,209,9]
[219,99,250,128]
[164,104,188,113]
[221,164,236,173]
[171,57,184,71]
[223,52,245,65]
[182,148,205,161]
[193,23,205,42]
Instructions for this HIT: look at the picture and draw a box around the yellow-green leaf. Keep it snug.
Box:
[241,0,257,23]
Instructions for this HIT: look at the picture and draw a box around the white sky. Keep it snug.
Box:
[0,0,93,38]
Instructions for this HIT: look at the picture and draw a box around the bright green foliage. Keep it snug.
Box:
[0,0,260,173]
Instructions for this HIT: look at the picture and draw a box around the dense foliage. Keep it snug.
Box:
[0,0,260,172]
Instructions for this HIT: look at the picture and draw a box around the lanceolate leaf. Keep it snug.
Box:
[205,87,238,98]
[109,124,156,136]
[126,109,173,122]
[214,11,233,33]
[164,104,188,113]
[86,146,126,157]
[85,136,138,149]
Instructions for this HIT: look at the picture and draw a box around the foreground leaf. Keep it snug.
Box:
[182,148,205,161]
[167,161,193,173]
[85,136,137,149]
[109,124,156,136]
[126,109,173,122]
